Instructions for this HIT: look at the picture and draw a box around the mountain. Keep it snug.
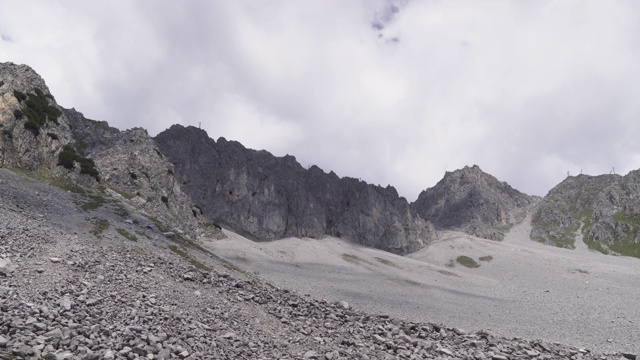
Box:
[411,165,535,240]
[1,61,638,359]
[531,171,640,257]
[154,125,436,255]
[0,62,219,241]
[1,165,615,360]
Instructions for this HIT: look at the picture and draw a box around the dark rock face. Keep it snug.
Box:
[64,109,207,240]
[0,62,215,241]
[154,125,435,254]
[0,62,73,170]
[411,165,535,240]
[531,171,640,257]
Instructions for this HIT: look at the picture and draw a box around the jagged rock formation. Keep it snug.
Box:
[0,62,218,241]
[64,109,221,240]
[0,63,73,170]
[155,125,435,254]
[531,172,640,257]
[411,165,535,240]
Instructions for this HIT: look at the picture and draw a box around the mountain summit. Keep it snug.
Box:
[154,124,436,255]
[531,171,640,257]
[411,165,535,240]
[0,62,213,241]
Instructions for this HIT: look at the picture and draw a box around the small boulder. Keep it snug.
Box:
[337,300,349,309]
[59,296,72,311]
[44,328,63,339]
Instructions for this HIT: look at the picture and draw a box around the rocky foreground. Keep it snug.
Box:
[1,172,636,360]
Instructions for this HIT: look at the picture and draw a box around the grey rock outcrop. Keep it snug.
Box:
[0,62,220,241]
[154,125,435,254]
[531,171,640,256]
[0,63,73,170]
[64,109,214,240]
[411,165,535,240]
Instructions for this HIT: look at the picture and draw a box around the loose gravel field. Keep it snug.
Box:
[209,206,640,355]
[1,168,637,359]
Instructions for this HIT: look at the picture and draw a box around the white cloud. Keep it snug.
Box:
[1,0,640,199]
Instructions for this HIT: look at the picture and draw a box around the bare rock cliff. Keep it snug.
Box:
[64,109,213,240]
[531,171,640,257]
[411,165,535,240]
[154,125,435,254]
[0,63,72,170]
[0,62,214,241]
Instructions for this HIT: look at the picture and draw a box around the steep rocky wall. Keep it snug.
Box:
[0,63,73,171]
[411,165,535,240]
[531,172,640,257]
[155,125,435,254]
[65,109,208,240]
[0,62,216,241]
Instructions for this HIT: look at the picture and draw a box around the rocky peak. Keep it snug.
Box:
[411,165,535,240]
[531,171,640,257]
[0,62,73,171]
[0,62,220,241]
[155,125,436,254]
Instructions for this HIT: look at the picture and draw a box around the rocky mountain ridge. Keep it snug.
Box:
[4,61,640,260]
[0,62,217,242]
[412,165,536,240]
[155,125,435,255]
[1,61,639,359]
[531,171,640,257]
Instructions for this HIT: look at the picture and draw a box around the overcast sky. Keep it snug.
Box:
[2,1,640,200]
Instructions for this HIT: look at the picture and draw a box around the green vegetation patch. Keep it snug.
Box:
[341,253,371,266]
[609,242,640,259]
[13,90,27,102]
[374,256,400,268]
[584,238,610,254]
[601,210,640,258]
[404,279,421,286]
[49,175,86,194]
[456,255,481,268]
[135,230,152,240]
[150,216,256,276]
[479,255,493,262]
[14,88,62,136]
[80,195,107,212]
[90,218,110,239]
[569,268,590,274]
[116,228,138,242]
[168,245,212,272]
[114,205,130,218]
[57,145,100,181]
[109,185,135,200]
[437,269,459,277]
[548,226,577,249]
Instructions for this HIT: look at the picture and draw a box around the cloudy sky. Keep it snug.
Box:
[2,1,640,200]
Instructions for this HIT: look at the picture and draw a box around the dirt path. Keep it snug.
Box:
[573,223,591,252]
[502,202,537,246]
